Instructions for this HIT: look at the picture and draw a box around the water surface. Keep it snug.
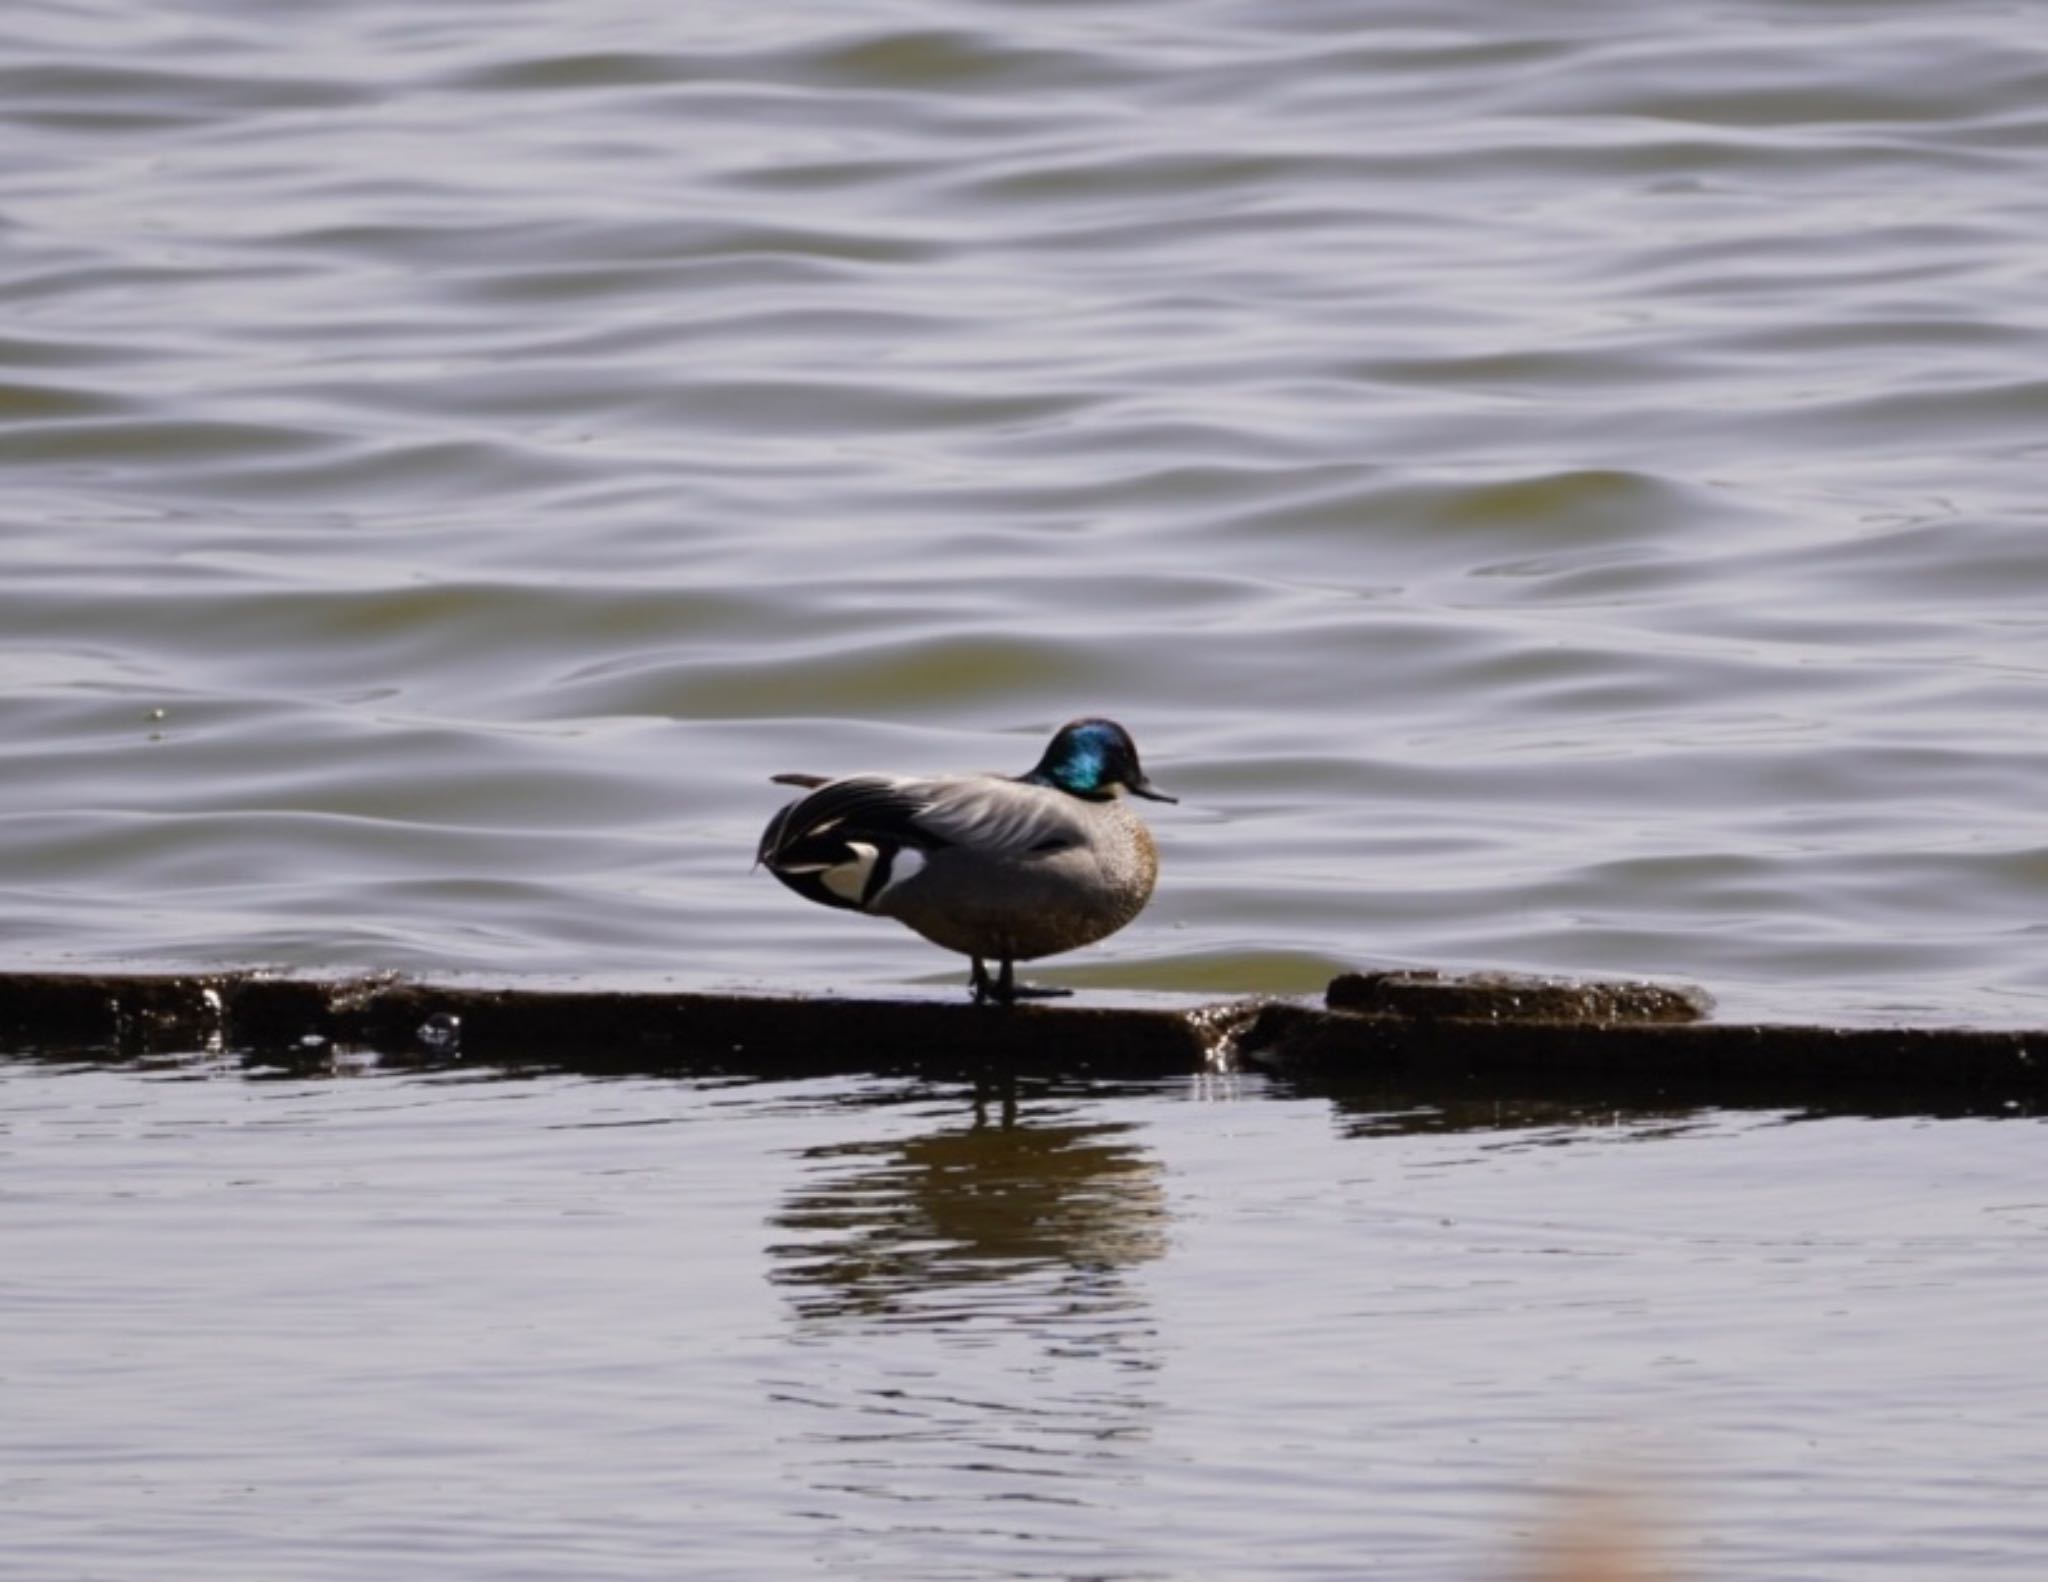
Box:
[6,0,2048,1020]
[8,8,2048,1576]
[5,1055,2046,1581]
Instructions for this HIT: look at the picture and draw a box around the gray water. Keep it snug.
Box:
[7,3,2048,1577]
[4,1057,2046,1582]
[4,0,2047,1020]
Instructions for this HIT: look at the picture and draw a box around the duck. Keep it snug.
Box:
[756,718,1176,1003]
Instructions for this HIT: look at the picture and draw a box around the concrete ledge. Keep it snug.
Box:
[0,971,1250,1080]
[1237,1001,2045,1108]
[0,969,2039,1108]
[1327,969,1712,1024]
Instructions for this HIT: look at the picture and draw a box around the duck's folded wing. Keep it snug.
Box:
[757,775,942,870]
[758,774,1088,869]
[912,777,1092,856]
[757,775,957,913]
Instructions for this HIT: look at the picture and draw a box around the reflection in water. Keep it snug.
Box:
[764,1080,1169,1575]
[1316,1079,2039,1142]
[1333,1090,1719,1146]
[768,1078,1168,1329]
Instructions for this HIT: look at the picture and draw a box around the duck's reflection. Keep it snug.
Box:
[767,1077,1168,1331]
[763,1078,1171,1557]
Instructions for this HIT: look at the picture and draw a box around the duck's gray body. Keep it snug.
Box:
[756,719,1173,1001]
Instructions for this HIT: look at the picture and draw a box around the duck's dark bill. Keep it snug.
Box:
[1130,779,1177,803]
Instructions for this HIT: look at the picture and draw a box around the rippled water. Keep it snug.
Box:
[6,0,2048,1020]
[5,1056,2046,1581]
[13,11,2048,1576]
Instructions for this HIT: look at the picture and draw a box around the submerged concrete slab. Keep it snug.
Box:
[0,971,1251,1080]
[0,969,2039,1108]
[1234,1000,2045,1108]
[1326,969,1713,1024]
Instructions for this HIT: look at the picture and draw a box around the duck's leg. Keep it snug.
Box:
[969,955,1070,1004]
[997,957,1071,1002]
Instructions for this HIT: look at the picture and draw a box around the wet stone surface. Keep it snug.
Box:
[0,970,2039,1110]
[1326,969,1713,1024]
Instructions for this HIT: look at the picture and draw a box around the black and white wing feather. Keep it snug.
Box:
[756,775,945,913]
[757,773,1089,912]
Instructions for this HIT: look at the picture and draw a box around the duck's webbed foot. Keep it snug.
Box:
[971,957,1071,1004]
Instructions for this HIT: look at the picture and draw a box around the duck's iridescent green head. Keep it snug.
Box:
[1024,718,1176,803]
